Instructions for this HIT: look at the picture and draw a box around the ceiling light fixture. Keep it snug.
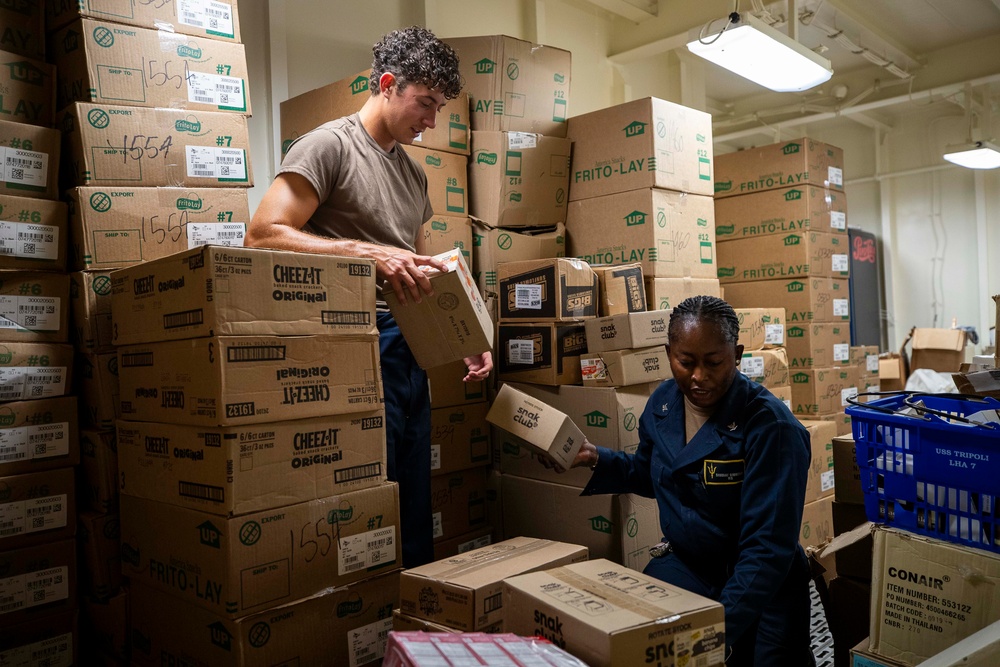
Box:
[942,140,1000,170]
[687,11,833,93]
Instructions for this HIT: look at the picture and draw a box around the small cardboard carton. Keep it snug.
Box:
[67,187,250,271]
[497,321,587,385]
[386,249,493,370]
[715,185,848,240]
[430,467,491,543]
[717,231,850,283]
[740,348,790,387]
[908,328,966,373]
[0,271,70,342]
[714,137,844,199]
[723,277,851,323]
[850,638,909,667]
[401,145,468,216]
[0,467,75,550]
[0,341,73,401]
[0,396,78,477]
[487,383,585,470]
[111,245,376,345]
[399,537,588,631]
[869,526,1000,665]
[443,35,571,137]
[593,263,646,316]
[791,367,860,417]
[879,353,907,392]
[566,97,714,201]
[416,215,473,269]
[800,494,834,550]
[736,307,785,350]
[51,19,251,114]
[0,195,67,272]
[644,276,721,311]
[581,346,671,387]
[430,403,491,476]
[46,0,242,41]
[120,482,400,618]
[0,49,55,128]
[851,345,880,378]
[0,2,44,59]
[503,559,725,667]
[279,68,469,157]
[128,569,402,667]
[117,333,383,426]
[75,350,119,429]
[797,420,838,504]
[472,222,564,295]
[117,409,387,516]
[78,428,117,513]
[0,538,76,626]
[584,309,670,353]
[567,189,716,279]
[497,258,597,322]
[468,131,571,228]
[786,322,852,368]
[0,118,60,200]
[77,510,122,599]
[432,527,494,562]
[426,359,487,408]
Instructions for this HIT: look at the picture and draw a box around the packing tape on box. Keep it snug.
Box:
[545,568,682,622]
[431,538,560,578]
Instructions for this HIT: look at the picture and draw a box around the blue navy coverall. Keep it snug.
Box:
[582,372,815,666]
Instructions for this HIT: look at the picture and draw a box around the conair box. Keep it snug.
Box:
[472,222,564,295]
[497,321,587,386]
[0,194,68,272]
[111,245,376,345]
[714,137,844,199]
[487,384,585,470]
[0,118,60,200]
[715,185,848,241]
[46,0,242,41]
[498,258,597,322]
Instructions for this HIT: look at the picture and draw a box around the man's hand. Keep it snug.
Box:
[374,247,449,305]
[462,351,493,382]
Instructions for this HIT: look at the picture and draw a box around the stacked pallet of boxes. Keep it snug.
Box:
[110,245,405,666]
[736,307,791,407]
[0,5,80,663]
[44,1,253,662]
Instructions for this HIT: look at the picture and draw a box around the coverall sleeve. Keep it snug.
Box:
[580,405,657,499]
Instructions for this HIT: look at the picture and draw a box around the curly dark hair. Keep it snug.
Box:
[370,26,462,100]
[668,295,741,346]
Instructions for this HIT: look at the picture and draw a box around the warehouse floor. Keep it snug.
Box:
[810,581,836,667]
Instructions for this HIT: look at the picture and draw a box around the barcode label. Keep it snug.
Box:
[830,211,846,230]
[828,166,843,187]
[432,511,443,539]
[0,147,47,188]
[0,566,69,616]
[187,222,246,249]
[337,526,396,575]
[832,254,849,272]
[0,631,73,666]
[833,298,850,317]
[841,386,858,406]
[348,617,392,667]
[507,340,534,365]
[821,470,836,492]
[764,323,784,345]
[0,422,70,462]
[0,366,67,400]
[0,222,59,260]
[507,132,537,149]
[333,462,382,484]
[740,356,765,378]
[177,0,235,37]
[187,71,246,110]
[186,146,248,181]
[430,444,441,470]
[867,354,879,373]
[833,344,850,362]
[514,284,541,309]
[0,296,60,331]
[0,494,67,537]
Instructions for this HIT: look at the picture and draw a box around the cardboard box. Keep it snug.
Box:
[280,68,470,157]
[0,538,76,625]
[830,502,872,580]
[0,467,75,550]
[644,276,721,310]
[426,359,486,408]
[432,526,494,562]
[952,368,1000,399]
[593,263,646,315]
[723,277,851,323]
[129,569,402,667]
[78,510,122,599]
[78,428,116,514]
[430,403,490,477]
[581,346,670,387]
[486,384,585,470]
[498,258,597,322]
[0,118,60,199]
[0,271,70,342]
[567,189,716,279]
[111,245,375,345]
[851,345,880,377]
[822,411,853,437]
[117,410,387,516]
[0,395,78,477]
[503,559,725,667]
[117,333,383,426]
[798,420,837,504]
[392,610,463,633]
[82,588,129,660]
[75,351,119,429]
[416,215,473,269]
[0,49,54,128]
[770,384,793,410]
[717,231,850,283]
[0,2,44,59]
[740,347,790,387]
[0,195,67,272]
[715,185,848,240]
[497,321,587,385]
[567,97,714,200]
[584,309,669,353]
[431,467,490,543]
[791,367,860,417]
[0,341,72,401]
[386,249,493,370]
[472,222,564,295]
[800,494,834,550]
[444,35,571,137]
[909,328,966,373]
[832,435,863,505]
[401,145,467,216]
[879,353,906,392]
[714,137,844,199]
[69,270,113,351]
[67,187,251,271]
[121,481,400,618]
[736,307,785,350]
[467,131,571,228]
[869,526,1000,665]
[46,0,241,41]
[0,609,76,667]
[399,537,588,631]
[786,322,852,369]
[51,19,251,114]
[501,476,661,567]
[851,638,909,667]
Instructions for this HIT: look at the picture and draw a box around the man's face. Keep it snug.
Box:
[667,318,743,410]
[384,76,447,145]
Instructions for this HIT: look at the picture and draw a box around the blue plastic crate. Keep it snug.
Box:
[846,392,1000,553]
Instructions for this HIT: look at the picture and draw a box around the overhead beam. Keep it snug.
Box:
[823,0,923,69]
[608,30,689,64]
[583,0,657,23]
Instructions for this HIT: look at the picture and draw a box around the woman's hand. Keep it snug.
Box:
[538,438,599,473]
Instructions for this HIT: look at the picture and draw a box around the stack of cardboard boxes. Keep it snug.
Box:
[0,5,80,662]
[736,307,790,404]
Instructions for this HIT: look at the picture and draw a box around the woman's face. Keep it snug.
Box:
[667,317,744,410]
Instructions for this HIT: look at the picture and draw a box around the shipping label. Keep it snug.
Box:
[0,494,68,538]
[0,632,72,666]
[185,146,248,181]
[348,617,392,667]
[0,566,69,616]
[0,422,70,464]
[186,222,246,248]
[0,147,47,190]
[0,222,58,260]
[186,72,246,111]
[177,0,235,38]
[338,526,395,576]
[0,367,67,401]
[0,296,60,331]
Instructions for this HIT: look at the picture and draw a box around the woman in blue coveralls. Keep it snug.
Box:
[567,295,816,666]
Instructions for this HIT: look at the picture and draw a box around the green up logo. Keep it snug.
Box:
[624,210,646,227]
[716,225,735,236]
[585,410,609,428]
[350,75,368,95]
[787,281,805,292]
[718,267,736,277]
[473,233,483,247]
[337,597,364,617]
[92,26,114,48]
[330,505,353,523]
[715,180,733,193]
[589,516,613,534]
[425,155,442,167]
[788,327,805,338]
[176,195,203,210]
[87,108,110,129]
[623,121,646,137]
[0,346,10,364]
[89,191,112,212]
[3,61,45,86]
[782,142,802,155]
[785,189,803,201]
[431,220,447,232]
[474,58,495,74]
[783,234,801,246]
[476,152,498,165]
[792,372,810,383]
[175,116,202,133]
[208,622,233,651]
[198,520,222,548]
[177,43,203,59]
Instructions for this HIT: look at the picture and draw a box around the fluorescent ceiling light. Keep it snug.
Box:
[942,141,1000,170]
[687,13,833,93]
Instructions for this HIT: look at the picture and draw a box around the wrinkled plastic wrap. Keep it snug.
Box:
[384,632,591,666]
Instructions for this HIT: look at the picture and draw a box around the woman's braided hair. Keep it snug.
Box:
[667,295,741,346]
[370,26,462,100]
